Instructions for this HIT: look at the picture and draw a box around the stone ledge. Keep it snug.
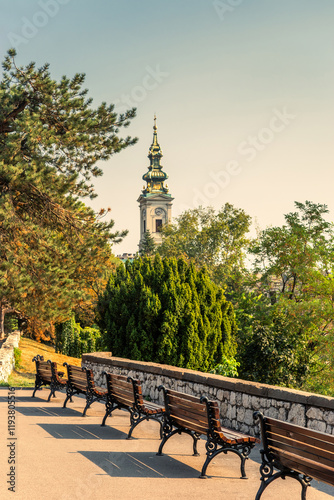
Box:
[0,330,21,382]
[82,352,334,410]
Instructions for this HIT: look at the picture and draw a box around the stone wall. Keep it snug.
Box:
[82,352,334,437]
[0,331,21,382]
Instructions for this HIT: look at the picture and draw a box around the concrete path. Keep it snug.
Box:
[0,387,333,500]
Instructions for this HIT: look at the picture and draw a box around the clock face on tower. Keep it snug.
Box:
[142,209,146,217]
[155,207,164,216]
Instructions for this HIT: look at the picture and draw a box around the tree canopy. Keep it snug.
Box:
[236,201,334,392]
[0,49,136,337]
[158,203,251,288]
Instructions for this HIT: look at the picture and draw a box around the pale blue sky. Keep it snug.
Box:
[1,0,333,254]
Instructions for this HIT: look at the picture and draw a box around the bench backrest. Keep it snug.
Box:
[257,413,334,486]
[33,355,52,382]
[104,373,141,408]
[160,387,210,435]
[63,364,88,391]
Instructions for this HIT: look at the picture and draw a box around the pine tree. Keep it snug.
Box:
[139,230,156,256]
[0,50,136,338]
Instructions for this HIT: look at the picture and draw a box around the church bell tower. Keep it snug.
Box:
[138,116,173,249]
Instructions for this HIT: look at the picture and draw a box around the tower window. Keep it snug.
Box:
[143,220,146,233]
[156,219,162,232]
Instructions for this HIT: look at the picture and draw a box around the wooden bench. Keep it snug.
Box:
[101,372,165,439]
[254,411,334,499]
[62,363,107,416]
[157,386,259,478]
[32,355,66,401]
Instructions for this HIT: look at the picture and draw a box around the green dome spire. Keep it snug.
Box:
[142,116,170,197]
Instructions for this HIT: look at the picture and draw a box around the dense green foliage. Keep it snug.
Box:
[155,201,334,395]
[55,316,102,358]
[0,49,136,338]
[4,313,19,334]
[158,203,251,289]
[210,355,240,378]
[98,255,237,372]
[235,202,334,393]
[13,347,22,369]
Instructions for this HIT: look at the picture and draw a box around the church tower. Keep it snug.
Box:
[138,116,173,249]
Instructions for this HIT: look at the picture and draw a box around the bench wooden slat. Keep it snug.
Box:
[170,415,209,435]
[109,373,129,382]
[169,405,208,426]
[110,385,134,399]
[215,428,256,444]
[110,385,133,397]
[167,389,205,404]
[167,394,207,414]
[168,397,207,416]
[68,365,84,372]
[110,393,135,408]
[267,431,334,465]
[218,426,257,443]
[273,449,334,485]
[68,378,87,384]
[38,366,51,373]
[265,417,334,446]
[110,378,133,391]
[68,372,87,380]
[140,401,164,411]
[169,408,209,431]
[266,426,334,455]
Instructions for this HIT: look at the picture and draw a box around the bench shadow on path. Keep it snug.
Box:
[78,451,199,479]
[15,405,80,417]
[0,394,49,404]
[37,423,127,440]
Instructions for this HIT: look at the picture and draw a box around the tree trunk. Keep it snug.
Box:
[0,302,5,339]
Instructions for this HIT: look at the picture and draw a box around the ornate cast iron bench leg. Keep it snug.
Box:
[32,378,42,398]
[157,427,200,456]
[63,388,74,408]
[127,411,164,440]
[200,445,248,479]
[101,399,116,426]
[255,460,311,500]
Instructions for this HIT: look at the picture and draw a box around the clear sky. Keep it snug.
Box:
[1,0,333,254]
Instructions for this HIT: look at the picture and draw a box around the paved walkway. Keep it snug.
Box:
[0,387,333,500]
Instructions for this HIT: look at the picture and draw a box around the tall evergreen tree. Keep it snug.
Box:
[0,50,136,337]
[98,255,237,372]
[139,230,156,256]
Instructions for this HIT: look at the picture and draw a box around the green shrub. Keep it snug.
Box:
[210,356,240,378]
[98,255,237,372]
[13,347,22,369]
[55,317,102,358]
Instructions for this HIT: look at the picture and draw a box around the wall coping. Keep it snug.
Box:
[82,352,334,410]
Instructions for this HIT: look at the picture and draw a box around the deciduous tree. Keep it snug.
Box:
[158,204,251,289]
[237,201,334,393]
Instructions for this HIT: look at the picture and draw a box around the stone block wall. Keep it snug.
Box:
[82,352,334,437]
[0,331,21,382]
